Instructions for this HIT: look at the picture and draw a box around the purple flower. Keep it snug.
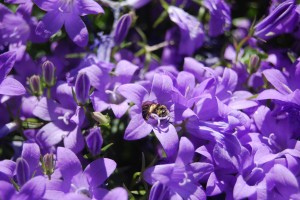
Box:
[0,3,46,56]
[34,0,104,47]
[254,0,298,40]
[0,176,46,200]
[118,73,179,159]
[44,147,126,199]
[168,6,204,56]
[144,137,210,199]
[256,67,300,105]
[0,142,47,199]
[91,60,138,118]
[203,0,231,37]
[0,51,26,96]
[33,83,85,153]
[231,143,300,199]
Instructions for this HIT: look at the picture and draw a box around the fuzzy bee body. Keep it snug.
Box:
[142,101,169,121]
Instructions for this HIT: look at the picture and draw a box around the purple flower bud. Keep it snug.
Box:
[86,127,103,156]
[75,72,90,105]
[254,0,297,39]
[29,75,43,96]
[249,55,260,69]
[16,158,30,186]
[42,60,56,87]
[43,153,55,179]
[114,13,133,45]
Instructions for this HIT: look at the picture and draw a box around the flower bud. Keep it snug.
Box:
[86,127,103,156]
[75,72,90,105]
[91,112,110,126]
[42,60,56,87]
[114,13,133,45]
[16,158,30,186]
[29,75,43,96]
[43,153,55,179]
[249,54,260,69]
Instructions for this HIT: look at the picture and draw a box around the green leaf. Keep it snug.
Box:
[101,143,114,152]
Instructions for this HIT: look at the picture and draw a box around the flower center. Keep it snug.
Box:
[57,111,72,125]
[70,184,91,198]
[178,172,191,186]
[58,0,74,13]
[105,85,125,104]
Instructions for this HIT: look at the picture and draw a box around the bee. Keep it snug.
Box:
[142,101,169,121]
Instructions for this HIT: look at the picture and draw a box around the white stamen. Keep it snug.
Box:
[57,112,71,125]
[179,172,191,186]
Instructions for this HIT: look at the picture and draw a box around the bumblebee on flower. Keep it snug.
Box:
[118,73,178,159]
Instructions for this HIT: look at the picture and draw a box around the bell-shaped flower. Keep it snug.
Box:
[118,73,179,159]
[144,137,212,200]
[33,83,85,153]
[91,60,139,118]
[34,0,104,47]
[44,147,127,199]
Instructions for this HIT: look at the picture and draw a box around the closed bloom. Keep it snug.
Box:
[42,60,56,87]
[34,0,104,47]
[29,75,43,96]
[75,72,90,105]
[114,13,132,45]
[86,127,103,156]
[254,0,297,39]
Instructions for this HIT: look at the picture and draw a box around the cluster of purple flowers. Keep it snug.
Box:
[0,0,300,199]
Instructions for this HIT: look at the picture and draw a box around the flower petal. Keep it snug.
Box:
[175,137,194,165]
[84,158,116,186]
[0,51,16,79]
[63,126,84,153]
[36,10,64,38]
[21,143,40,176]
[17,176,46,200]
[0,181,15,200]
[110,101,129,118]
[153,124,179,160]
[76,0,104,15]
[36,122,67,148]
[233,175,257,200]
[56,147,82,181]
[117,84,148,106]
[269,164,299,197]
[33,0,57,11]
[143,163,175,184]
[65,15,88,47]
[263,69,291,95]
[124,106,153,140]
[150,74,173,103]
[0,77,26,96]
[103,187,128,200]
